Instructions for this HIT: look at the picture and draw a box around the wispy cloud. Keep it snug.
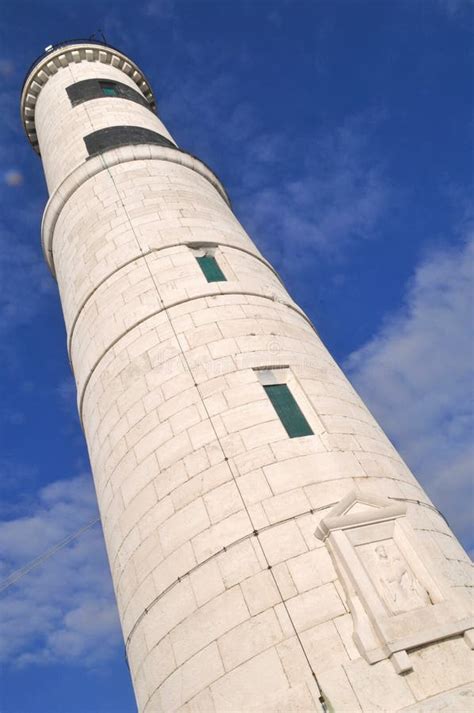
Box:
[0,474,121,667]
[0,86,51,356]
[346,233,474,549]
[142,0,178,20]
[0,76,115,671]
[437,0,473,18]
[0,225,52,341]
[163,51,389,267]
[239,113,388,265]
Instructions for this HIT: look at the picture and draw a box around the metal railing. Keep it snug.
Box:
[21,36,124,94]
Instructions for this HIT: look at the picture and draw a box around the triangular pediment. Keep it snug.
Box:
[315,488,406,541]
[345,501,381,516]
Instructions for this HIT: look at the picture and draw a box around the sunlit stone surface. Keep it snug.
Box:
[21,41,473,712]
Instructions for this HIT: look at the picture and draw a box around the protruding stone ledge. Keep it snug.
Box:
[122,496,454,650]
[20,42,156,152]
[66,244,287,359]
[76,289,317,425]
[41,144,232,276]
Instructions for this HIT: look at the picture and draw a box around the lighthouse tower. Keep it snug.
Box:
[21,42,473,712]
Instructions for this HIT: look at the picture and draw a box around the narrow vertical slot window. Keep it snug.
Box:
[196,255,226,283]
[264,384,313,438]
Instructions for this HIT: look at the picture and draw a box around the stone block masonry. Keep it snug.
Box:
[22,41,473,712]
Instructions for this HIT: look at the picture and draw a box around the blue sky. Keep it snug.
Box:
[0,1,472,711]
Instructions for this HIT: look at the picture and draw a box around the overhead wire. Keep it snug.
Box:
[0,516,100,594]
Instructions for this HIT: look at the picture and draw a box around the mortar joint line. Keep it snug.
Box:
[76,295,314,427]
[124,502,340,710]
[102,160,327,706]
[93,155,456,711]
[65,241,295,363]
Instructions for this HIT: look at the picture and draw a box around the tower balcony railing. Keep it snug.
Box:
[21,37,121,94]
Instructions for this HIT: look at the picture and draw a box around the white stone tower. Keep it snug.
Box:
[22,41,473,712]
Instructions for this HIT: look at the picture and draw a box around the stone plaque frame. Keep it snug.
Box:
[315,489,473,674]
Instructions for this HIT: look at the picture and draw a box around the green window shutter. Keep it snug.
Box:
[196,255,226,282]
[264,384,313,438]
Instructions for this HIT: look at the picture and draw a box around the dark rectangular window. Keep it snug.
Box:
[66,78,152,110]
[100,82,118,97]
[84,126,176,157]
[196,255,226,282]
[264,384,313,438]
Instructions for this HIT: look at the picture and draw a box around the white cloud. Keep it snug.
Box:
[0,474,122,667]
[345,235,474,549]
[153,36,389,265]
[232,113,389,269]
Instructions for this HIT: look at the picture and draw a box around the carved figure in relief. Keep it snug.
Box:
[374,543,431,613]
[359,540,431,614]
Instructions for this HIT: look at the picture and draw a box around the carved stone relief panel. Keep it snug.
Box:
[357,539,431,616]
[315,489,473,674]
